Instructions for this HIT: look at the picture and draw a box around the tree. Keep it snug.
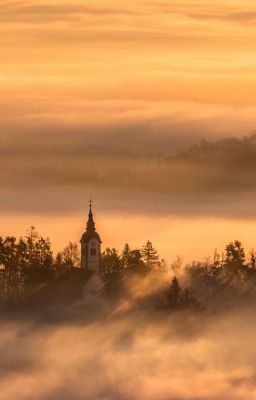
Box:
[54,252,66,276]
[225,240,245,264]
[22,227,54,283]
[61,242,80,271]
[141,241,159,269]
[167,277,182,308]
[26,226,39,269]
[36,237,53,272]
[249,249,256,269]
[213,248,222,268]
[101,248,121,276]
[225,240,246,275]
[171,255,183,275]
[0,262,6,304]
[121,243,131,269]
[120,244,145,271]
[0,236,20,304]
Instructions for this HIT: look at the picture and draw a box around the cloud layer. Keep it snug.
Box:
[1,130,256,220]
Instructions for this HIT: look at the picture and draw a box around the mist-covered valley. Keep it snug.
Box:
[1,263,256,400]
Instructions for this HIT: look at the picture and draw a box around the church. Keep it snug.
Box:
[80,201,102,274]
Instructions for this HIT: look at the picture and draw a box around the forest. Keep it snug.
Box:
[1,226,256,314]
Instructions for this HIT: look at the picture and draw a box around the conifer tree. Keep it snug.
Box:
[128,249,144,270]
[121,243,131,269]
[167,277,182,308]
[141,241,159,269]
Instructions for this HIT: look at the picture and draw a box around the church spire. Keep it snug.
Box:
[89,198,92,216]
[80,199,102,273]
[86,199,96,233]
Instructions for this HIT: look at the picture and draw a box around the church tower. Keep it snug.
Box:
[80,201,102,274]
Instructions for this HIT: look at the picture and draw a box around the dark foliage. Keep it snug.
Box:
[1,227,256,315]
[167,277,201,311]
[0,227,54,304]
[184,240,256,312]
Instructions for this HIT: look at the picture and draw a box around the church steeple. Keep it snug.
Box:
[86,199,96,233]
[80,199,102,273]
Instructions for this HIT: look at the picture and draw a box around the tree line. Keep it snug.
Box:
[0,227,80,305]
[0,227,165,305]
[1,227,256,312]
[101,241,166,276]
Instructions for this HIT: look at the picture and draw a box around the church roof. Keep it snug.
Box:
[80,231,102,244]
[80,201,102,244]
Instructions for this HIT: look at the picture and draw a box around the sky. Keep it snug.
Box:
[1,0,256,262]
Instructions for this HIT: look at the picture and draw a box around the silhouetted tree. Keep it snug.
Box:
[249,249,256,269]
[225,240,245,264]
[167,277,201,311]
[141,241,159,269]
[121,243,131,269]
[224,240,246,275]
[120,244,145,272]
[171,255,183,275]
[213,248,222,269]
[101,248,121,277]
[159,258,168,273]
[54,252,66,276]
[22,227,53,283]
[0,236,20,303]
[167,277,182,308]
[61,242,80,271]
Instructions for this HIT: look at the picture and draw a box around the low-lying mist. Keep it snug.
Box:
[1,272,256,400]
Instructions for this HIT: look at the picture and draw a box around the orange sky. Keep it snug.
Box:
[1,0,256,263]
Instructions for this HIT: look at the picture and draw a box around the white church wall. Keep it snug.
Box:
[87,239,101,274]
